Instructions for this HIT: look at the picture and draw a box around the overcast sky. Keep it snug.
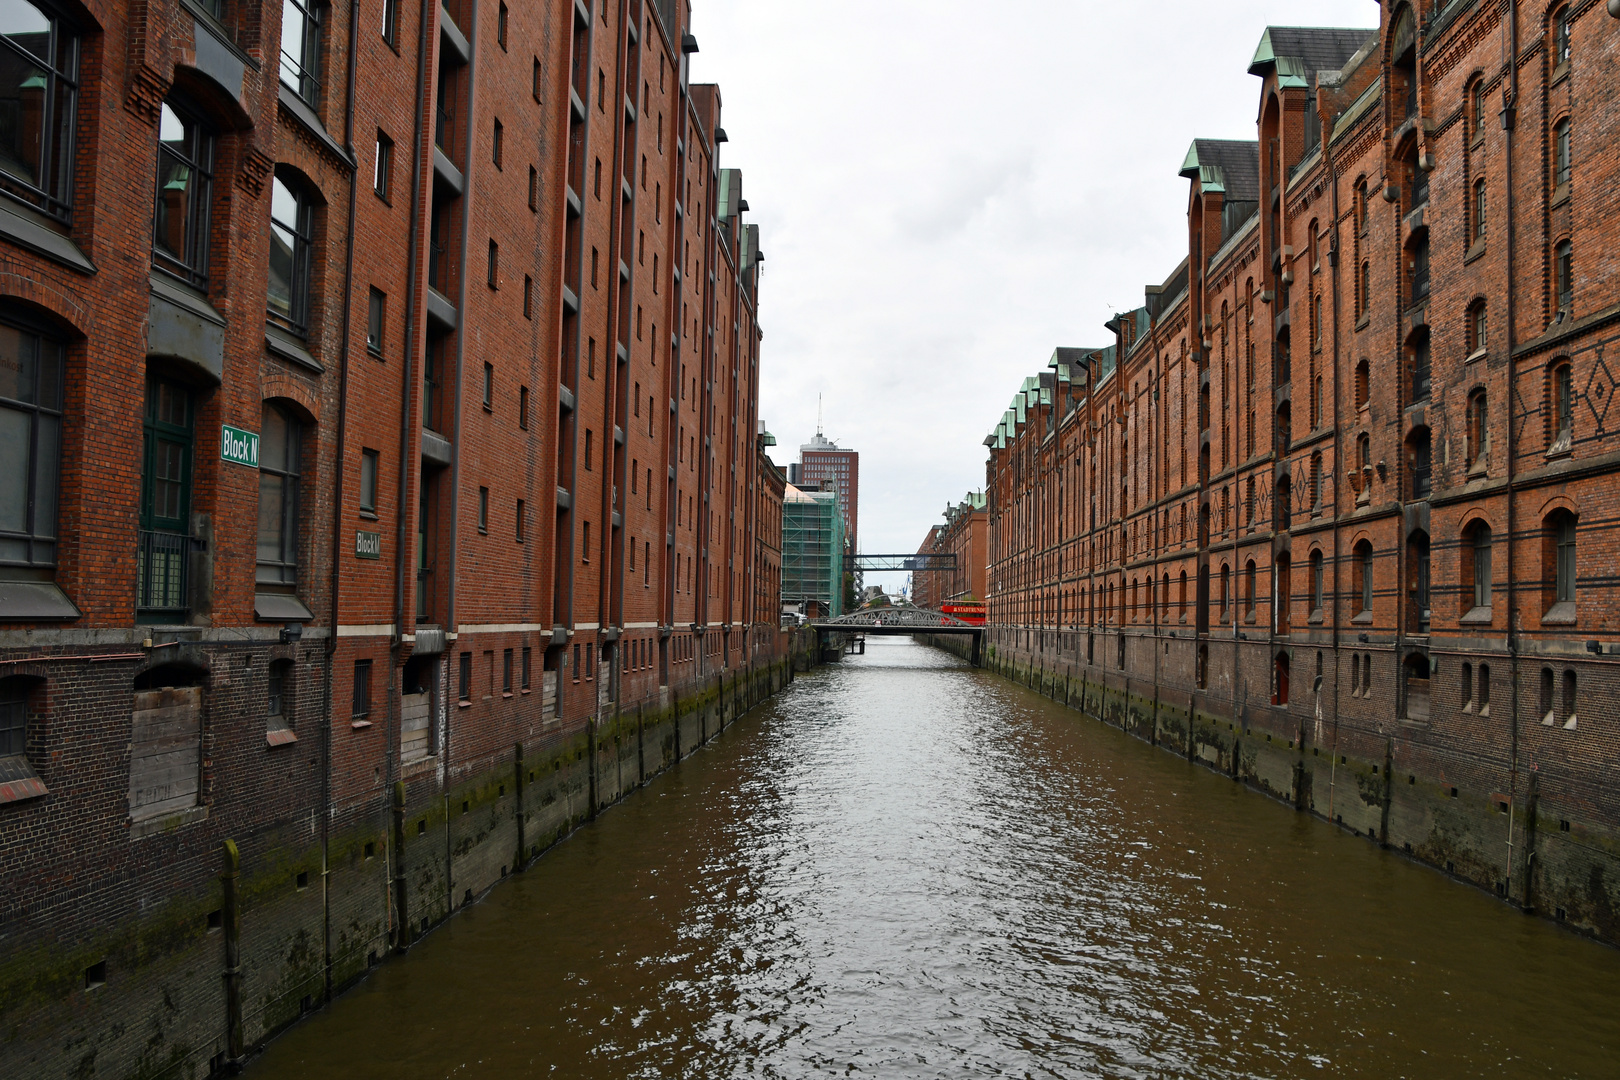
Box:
[690,0,1377,570]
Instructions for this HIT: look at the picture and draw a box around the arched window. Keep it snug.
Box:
[1472,79,1488,142]
[1408,529,1431,630]
[1549,361,1574,449]
[1473,178,1487,242]
[1276,401,1291,454]
[1354,540,1374,615]
[1354,359,1370,409]
[1310,549,1324,613]
[1554,240,1574,312]
[154,101,216,287]
[1275,473,1292,531]
[269,175,315,334]
[1477,664,1491,713]
[1178,570,1188,618]
[0,0,79,223]
[1544,510,1577,616]
[1410,329,1431,399]
[1463,521,1492,616]
[1408,230,1430,304]
[1245,559,1257,618]
[1552,118,1572,192]
[1220,564,1231,621]
[1469,300,1488,355]
[1468,390,1489,470]
[1554,7,1572,68]
[1358,260,1370,317]
[258,403,304,588]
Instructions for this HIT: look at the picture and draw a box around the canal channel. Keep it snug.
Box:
[248,638,1620,1079]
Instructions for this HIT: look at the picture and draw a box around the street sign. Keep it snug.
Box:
[220,424,259,468]
[355,531,382,560]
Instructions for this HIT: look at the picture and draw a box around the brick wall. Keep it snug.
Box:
[979,7,1620,947]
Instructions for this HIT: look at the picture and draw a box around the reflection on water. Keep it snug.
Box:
[250,638,1619,1079]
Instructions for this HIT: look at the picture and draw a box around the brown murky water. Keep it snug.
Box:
[248,638,1620,1079]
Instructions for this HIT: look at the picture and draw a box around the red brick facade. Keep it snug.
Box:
[985,7,1620,945]
[0,1,786,1075]
[912,493,986,611]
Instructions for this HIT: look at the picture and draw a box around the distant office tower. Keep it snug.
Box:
[799,430,859,554]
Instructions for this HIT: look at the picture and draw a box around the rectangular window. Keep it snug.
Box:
[584,429,593,470]
[497,2,508,48]
[483,362,493,409]
[582,520,590,562]
[492,118,503,167]
[458,652,471,702]
[521,646,531,690]
[518,386,529,430]
[0,1,78,223]
[374,132,393,199]
[352,659,372,718]
[359,448,378,515]
[280,0,323,105]
[0,321,64,571]
[523,275,533,319]
[367,287,385,354]
[572,643,580,682]
[0,680,26,758]
[488,239,499,287]
[529,166,538,211]
[477,486,489,533]
[382,0,399,44]
[516,499,525,542]
[257,404,302,586]
[503,648,513,693]
[532,57,541,101]
[154,102,215,287]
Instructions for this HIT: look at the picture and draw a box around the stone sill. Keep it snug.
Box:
[131,805,209,840]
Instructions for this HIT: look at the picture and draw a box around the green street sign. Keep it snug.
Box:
[355,531,382,560]
[221,424,259,468]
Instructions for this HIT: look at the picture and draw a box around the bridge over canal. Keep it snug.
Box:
[810,606,985,666]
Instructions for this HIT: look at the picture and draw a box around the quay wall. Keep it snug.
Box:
[0,631,820,1080]
[926,629,1620,948]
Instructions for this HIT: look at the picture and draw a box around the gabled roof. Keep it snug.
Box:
[1249,27,1376,90]
[1179,139,1260,203]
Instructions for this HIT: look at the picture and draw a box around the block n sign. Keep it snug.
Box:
[355,531,382,560]
[221,424,259,468]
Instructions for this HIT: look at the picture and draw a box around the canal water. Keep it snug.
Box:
[250,638,1620,1079]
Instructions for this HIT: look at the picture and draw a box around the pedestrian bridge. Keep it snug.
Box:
[809,606,984,665]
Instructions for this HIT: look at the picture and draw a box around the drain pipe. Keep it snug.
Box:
[1501,0,1522,902]
[316,0,364,1010]
[1324,78,1347,824]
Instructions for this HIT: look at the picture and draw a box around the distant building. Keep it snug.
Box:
[913,494,987,610]
[782,483,845,619]
[799,431,859,555]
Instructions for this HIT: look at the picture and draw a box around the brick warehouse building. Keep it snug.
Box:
[0,0,787,1076]
[982,4,1620,945]
[911,491,986,612]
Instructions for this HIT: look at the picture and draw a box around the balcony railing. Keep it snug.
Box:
[138,530,190,616]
